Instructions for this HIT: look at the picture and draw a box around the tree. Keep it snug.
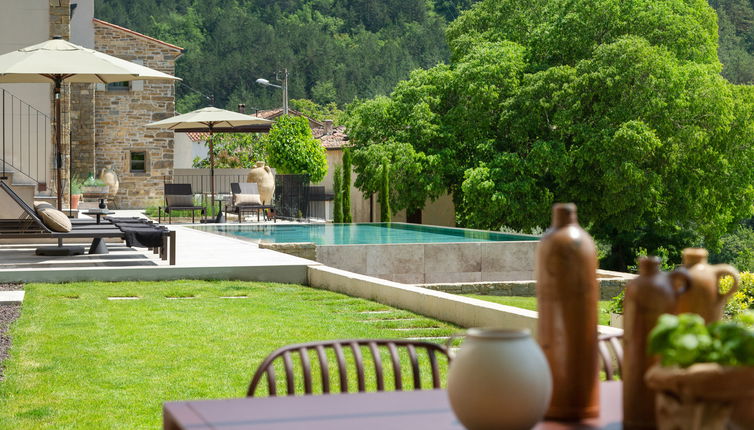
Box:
[333,164,343,223]
[380,160,391,222]
[266,115,328,183]
[346,0,754,270]
[192,133,267,168]
[342,147,353,223]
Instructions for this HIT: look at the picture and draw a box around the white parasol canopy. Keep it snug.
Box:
[0,37,180,210]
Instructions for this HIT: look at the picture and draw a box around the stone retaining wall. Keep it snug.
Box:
[421,277,629,300]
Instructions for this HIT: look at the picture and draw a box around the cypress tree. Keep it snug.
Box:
[333,164,343,223]
[342,148,353,223]
[380,160,391,222]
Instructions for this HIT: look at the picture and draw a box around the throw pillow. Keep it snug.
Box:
[234,193,262,206]
[39,208,72,232]
[34,201,54,214]
[166,194,195,207]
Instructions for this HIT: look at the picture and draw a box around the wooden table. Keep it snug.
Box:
[164,381,621,430]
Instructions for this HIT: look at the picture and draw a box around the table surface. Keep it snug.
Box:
[164,381,621,430]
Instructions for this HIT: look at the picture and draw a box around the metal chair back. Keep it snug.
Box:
[247,339,451,397]
[598,333,624,381]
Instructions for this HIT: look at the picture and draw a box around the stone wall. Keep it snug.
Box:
[49,0,71,205]
[70,83,95,178]
[93,21,180,208]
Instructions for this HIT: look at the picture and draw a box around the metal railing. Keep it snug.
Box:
[170,173,312,220]
[1,88,53,188]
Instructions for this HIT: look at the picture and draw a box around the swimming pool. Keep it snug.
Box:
[191,222,538,245]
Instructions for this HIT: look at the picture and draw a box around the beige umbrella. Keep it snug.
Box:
[146,107,272,221]
[0,37,179,210]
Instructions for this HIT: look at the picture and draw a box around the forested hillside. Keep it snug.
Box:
[96,0,754,112]
[95,0,469,112]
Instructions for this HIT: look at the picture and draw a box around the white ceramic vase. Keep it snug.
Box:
[98,163,119,196]
[447,328,552,430]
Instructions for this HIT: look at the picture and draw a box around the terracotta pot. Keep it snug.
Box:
[676,248,740,323]
[536,203,600,420]
[623,257,688,430]
[645,363,754,430]
[98,163,119,196]
[247,161,275,205]
[70,194,81,210]
[447,328,552,430]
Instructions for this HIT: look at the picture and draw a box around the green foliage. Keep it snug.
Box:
[380,160,391,222]
[266,116,328,182]
[346,0,754,270]
[723,272,754,318]
[82,176,106,187]
[69,175,84,195]
[342,148,353,223]
[192,133,267,169]
[711,224,754,272]
[333,164,343,223]
[648,312,754,367]
[96,0,459,110]
[607,289,625,315]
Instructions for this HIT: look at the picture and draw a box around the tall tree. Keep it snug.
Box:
[342,147,353,223]
[347,0,754,270]
[266,116,328,182]
[333,164,343,223]
[380,160,391,222]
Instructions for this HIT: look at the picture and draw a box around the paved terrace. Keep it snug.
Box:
[0,210,315,285]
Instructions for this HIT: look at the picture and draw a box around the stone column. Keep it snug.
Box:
[49,0,72,205]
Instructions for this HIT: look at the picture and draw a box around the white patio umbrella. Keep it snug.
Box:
[0,37,180,210]
[146,107,272,221]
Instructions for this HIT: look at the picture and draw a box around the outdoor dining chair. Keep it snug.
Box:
[247,339,452,397]
[159,183,205,224]
[598,333,624,381]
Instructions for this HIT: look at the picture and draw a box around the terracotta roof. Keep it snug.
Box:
[186,132,209,142]
[93,18,184,52]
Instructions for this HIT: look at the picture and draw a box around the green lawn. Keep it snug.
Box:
[464,295,612,326]
[0,281,458,429]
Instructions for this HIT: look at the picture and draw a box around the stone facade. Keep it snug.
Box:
[92,20,181,208]
[70,83,95,177]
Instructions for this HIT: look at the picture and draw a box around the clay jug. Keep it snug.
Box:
[247,161,275,205]
[98,163,119,196]
[447,328,552,430]
[536,203,600,420]
[676,248,739,323]
[623,257,689,430]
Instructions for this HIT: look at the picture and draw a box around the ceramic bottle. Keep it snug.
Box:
[536,203,600,420]
[447,328,552,430]
[247,161,275,205]
[676,248,739,323]
[623,257,687,430]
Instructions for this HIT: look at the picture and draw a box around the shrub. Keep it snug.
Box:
[723,272,754,318]
[333,164,343,223]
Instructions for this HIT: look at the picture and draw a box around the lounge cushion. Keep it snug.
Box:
[38,208,72,232]
[234,193,262,206]
[166,194,195,207]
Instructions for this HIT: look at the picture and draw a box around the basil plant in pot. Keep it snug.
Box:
[645,312,754,430]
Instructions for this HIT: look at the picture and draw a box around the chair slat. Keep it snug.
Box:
[333,343,349,393]
[282,352,296,395]
[427,349,441,389]
[315,345,330,394]
[368,341,384,391]
[406,344,421,389]
[597,339,615,381]
[266,366,277,396]
[387,342,402,391]
[299,347,312,394]
[350,341,366,392]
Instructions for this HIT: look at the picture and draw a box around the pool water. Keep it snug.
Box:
[192,223,539,245]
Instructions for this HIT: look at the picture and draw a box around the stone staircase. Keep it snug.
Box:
[0,163,55,219]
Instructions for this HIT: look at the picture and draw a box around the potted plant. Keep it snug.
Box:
[69,175,83,210]
[645,312,754,430]
[607,289,624,328]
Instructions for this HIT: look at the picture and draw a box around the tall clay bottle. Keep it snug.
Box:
[536,203,600,420]
[623,257,686,430]
[676,248,740,323]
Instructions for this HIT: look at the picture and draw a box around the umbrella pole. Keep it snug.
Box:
[54,77,63,211]
[209,125,215,220]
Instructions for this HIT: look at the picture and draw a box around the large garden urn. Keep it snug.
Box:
[247,161,275,205]
[447,328,552,430]
[98,163,119,196]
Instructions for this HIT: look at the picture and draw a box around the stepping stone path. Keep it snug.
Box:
[107,297,140,300]
[356,310,452,343]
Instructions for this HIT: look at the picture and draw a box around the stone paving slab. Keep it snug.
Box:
[0,291,24,304]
